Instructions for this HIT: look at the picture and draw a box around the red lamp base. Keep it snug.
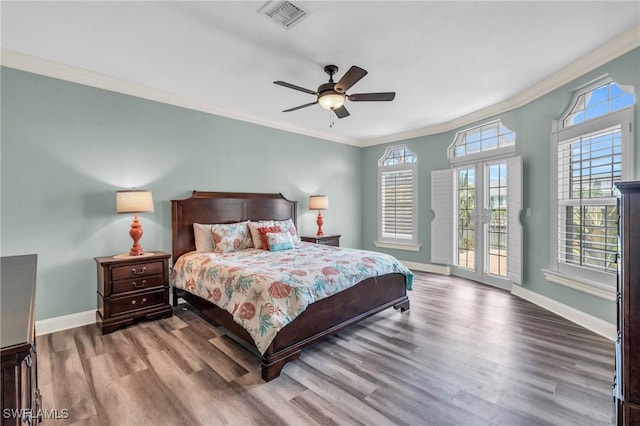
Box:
[315,211,325,236]
[128,214,145,256]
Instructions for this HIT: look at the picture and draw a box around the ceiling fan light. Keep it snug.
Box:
[318,92,345,110]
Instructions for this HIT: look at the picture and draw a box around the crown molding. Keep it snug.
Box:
[362,25,640,147]
[2,25,638,148]
[0,48,359,147]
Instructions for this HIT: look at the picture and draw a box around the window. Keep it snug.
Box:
[432,120,522,290]
[449,120,515,163]
[547,77,635,298]
[562,80,635,127]
[558,127,621,274]
[376,145,419,250]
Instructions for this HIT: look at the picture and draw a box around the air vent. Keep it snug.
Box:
[259,1,309,29]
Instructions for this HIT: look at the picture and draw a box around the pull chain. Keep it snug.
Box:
[329,110,335,128]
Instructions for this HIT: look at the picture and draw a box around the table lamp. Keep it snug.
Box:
[116,189,154,256]
[309,195,329,236]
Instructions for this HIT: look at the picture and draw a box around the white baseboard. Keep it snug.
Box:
[35,310,95,336]
[35,284,614,343]
[400,260,451,275]
[511,285,616,341]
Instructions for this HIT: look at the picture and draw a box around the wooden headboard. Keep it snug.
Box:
[171,191,297,261]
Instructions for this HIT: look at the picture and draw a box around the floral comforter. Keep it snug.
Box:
[172,243,413,354]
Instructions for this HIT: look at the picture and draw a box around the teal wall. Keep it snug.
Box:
[362,48,640,324]
[2,48,638,324]
[1,68,363,320]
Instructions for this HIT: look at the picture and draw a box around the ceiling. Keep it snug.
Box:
[1,1,639,146]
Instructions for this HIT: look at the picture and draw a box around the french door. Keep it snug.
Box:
[453,159,513,289]
[431,156,521,289]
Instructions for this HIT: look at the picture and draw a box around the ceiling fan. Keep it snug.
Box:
[274,65,395,119]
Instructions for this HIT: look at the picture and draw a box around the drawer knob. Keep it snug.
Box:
[131,300,136,305]
[132,280,146,288]
[131,267,146,275]
[141,298,147,303]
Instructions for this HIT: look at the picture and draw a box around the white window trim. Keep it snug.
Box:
[376,145,419,250]
[374,241,421,251]
[541,269,616,301]
[557,75,635,131]
[448,119,516,165]
[548,106,634,298]
[449,145,515,166]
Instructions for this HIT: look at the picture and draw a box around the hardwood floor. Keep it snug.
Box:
[36,272,615,425]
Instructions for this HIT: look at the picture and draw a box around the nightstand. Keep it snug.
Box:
[95,251,172,334]
[300,234,341,247]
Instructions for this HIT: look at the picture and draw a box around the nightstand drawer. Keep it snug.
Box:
[110,289,166,315]
[111,260,164,281]
[112,274,165,295]
[318,239,338,246]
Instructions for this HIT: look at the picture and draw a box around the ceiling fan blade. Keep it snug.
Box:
[334,105,350,119]
[334,66,368,93]
[348,92,396,102]
[274,81,317,95]
[283,101,318,112]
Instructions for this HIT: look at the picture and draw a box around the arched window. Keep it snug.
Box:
[561,80,635,127]
[449,120,515,163]
[375,145,419,250]
[547,76,635,298]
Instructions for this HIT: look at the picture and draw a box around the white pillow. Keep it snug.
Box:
[273,218,301,243]
[193,223,215,252]
[248,220,275,250]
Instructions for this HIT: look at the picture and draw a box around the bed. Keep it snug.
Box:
[171,191,411,381]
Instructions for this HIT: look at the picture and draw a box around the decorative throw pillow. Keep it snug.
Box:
[211,221,253,253]
[193,223,215,252]
[272,218,301,243]
[267,232,295,252]
[248,220,275,249]
[257,226,281,250]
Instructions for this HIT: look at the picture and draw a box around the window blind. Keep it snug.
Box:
[557,126,621,274]
[381,170,414,239]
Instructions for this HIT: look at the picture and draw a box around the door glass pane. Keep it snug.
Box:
[457,167,475,269]
[487,162,507,277]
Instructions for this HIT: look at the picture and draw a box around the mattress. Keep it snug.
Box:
[172,242,412,353]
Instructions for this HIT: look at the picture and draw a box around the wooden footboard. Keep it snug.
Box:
[174,273,409,381]
[261,273,408,380]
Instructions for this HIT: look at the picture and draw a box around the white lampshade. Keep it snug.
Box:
[309,195,329,210]
[318,93,345,110]
[116,190,154,214]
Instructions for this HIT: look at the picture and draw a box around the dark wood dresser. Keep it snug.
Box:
[95,251,172,334]
[615,181,640,425]
[300,234,340,247]
[1,254,40,426]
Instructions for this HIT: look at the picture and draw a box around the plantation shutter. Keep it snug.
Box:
[506,156,523,284]
[556,126,621,273]
[430,169,454,265]
[381,169,414,240]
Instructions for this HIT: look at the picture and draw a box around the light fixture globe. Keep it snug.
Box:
[317,82,345,110]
